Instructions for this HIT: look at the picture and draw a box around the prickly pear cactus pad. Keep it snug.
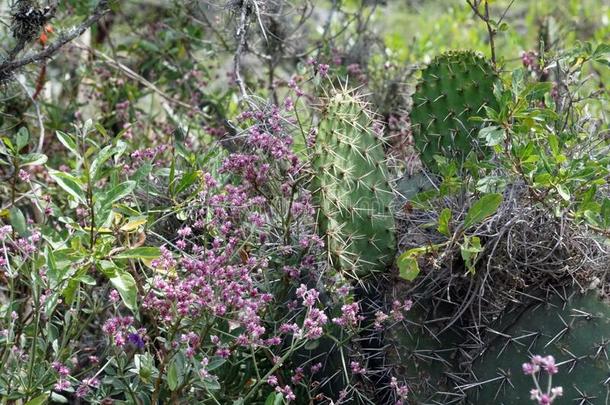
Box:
[385,303,464,403]
[311,91,396,276]
[410,50,500,171]
[467,290,610,404]
[395,171,435,202]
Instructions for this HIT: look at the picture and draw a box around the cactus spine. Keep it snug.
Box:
[311,91,396,276]
[410,50,500,172]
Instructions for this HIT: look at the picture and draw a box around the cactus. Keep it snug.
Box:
[384,303,464,403]
[410,50,500,172]
[467,289,610,404]
[395,171,435,203]
[310,91,396,276]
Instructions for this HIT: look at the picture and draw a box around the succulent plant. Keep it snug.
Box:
[395,171,435,203]
[467,289,610,404]
[310,90,396,276]
[384,302,465,403]
[410,50,500,172]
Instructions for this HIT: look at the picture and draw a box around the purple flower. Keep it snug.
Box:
[542,355,558,375]
[522,362,537,375]
[127,333,145,349]
[332,303,362,328]
[267,375,278,386]
[317,64,330,77]
[350,361,366,375]
[54,378,71,391]
[18,169,30,182]
[0,225,12,240]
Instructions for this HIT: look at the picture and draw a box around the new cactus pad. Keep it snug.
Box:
[410,50,500,171]
[311,91,396,276]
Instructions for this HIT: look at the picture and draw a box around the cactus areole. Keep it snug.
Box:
[311,91,396,276]
[410,50,500,172]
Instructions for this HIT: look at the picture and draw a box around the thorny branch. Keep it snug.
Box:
[0,0,111,79]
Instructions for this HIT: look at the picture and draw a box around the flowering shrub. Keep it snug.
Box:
[0,83,409,403]
[0,0,607,404]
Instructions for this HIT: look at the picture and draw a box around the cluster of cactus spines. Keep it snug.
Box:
[466,290,610,404]
[384,301,465,403]
[410,50,500,172]
[310,90,396,276]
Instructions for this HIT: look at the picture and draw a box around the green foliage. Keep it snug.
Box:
[463,193,503,229]
[311,90,396,276]
[479,48,610,228]
[410,50,500,172]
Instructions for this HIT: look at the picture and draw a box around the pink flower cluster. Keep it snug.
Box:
[374,299,413,329]
[52,361,71,392]
[332,302,363,328]
[522,355,563,405]
[102,316,134,347]
[139,101,326,385]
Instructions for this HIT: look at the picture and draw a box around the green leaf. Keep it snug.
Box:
[76,273,96,285]
[592,43,610,67]
[114,246,161,260]
[464,193,503,229]
[94,122,109,138]
[63,278,80,305]
[101,181,136,207]
[522,82,553,99]
[397,252,420,281]
[202,376,221,390]
[50,393,68,403]
[304,339,320,350]
[1,136,15,154]
[167,361,179,391]
[90,144,115,180]
[104,265,138,312]
[265,393,284,405]
[48,170,86,204]
[601,198,610,228]
[9,206,27,236]
[56,131,79,157]
[174,171,199,196]
[437,208,452,237]
[478,126,505,147]
[461,235,483,275]
[25,393,49,405]
[548,134,559,156]
[555,184,570,201]
[511,68,525,96]
[206,357,226,371]
[19,153,47,167]
[16,127,29,152]
[120,216,148,232]
[476,176,507,193]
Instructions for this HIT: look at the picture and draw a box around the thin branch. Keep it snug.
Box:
[16,77,45,154]
[466,0,497,66]
[483,1,496,66]
[0,0,110,78]
[233,0,251,99]
[191,7,231,51]
[73,43,203,113]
